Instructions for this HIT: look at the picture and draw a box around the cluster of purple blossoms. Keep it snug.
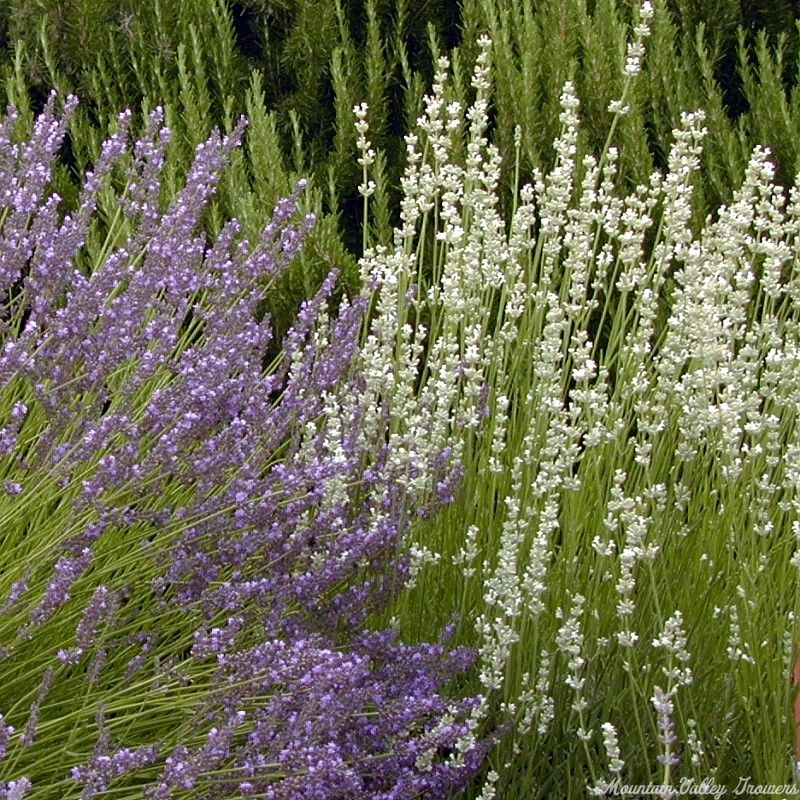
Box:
[0,95,489,797]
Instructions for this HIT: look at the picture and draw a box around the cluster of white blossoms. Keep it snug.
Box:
[590,721,626,796]
[355,34,526,552]
[351,0,800,792]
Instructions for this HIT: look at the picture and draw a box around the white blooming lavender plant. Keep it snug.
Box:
[356,3,800,796]
[0,94,490,799]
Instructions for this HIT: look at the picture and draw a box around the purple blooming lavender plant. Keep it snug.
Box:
[0,94,487,798]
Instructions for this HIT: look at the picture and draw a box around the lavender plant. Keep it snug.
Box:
[0,94,488,798]
[355,3,800,796]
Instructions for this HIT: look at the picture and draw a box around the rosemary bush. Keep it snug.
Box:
[7,0,800,281]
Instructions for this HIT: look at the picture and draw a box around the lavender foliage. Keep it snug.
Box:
[0,95,487,797]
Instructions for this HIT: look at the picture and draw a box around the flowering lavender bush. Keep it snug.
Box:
[0,94,489,798]
[355,4,800,796]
